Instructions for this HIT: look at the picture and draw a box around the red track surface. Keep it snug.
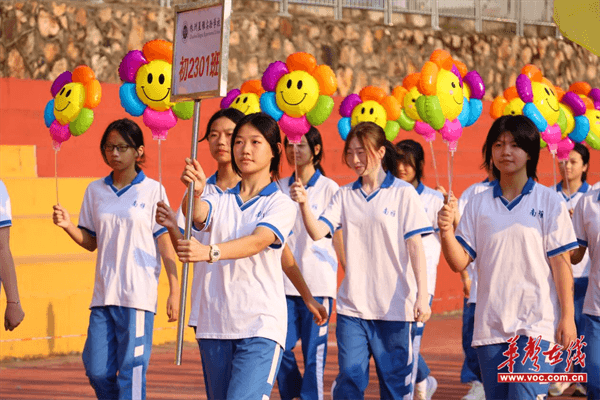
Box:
[0,315,584,400]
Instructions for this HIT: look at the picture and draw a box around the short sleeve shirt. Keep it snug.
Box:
[77,171,168,313]
[195,182,297,348]
[319,171,433,321]
[554,181,592,278]
[456,179,578,346]
[0,180,11,228]
[572,189,600,317]
[416,182,444,296]
[278,170,340,298]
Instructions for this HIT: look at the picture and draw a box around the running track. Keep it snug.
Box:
[0,315,583,399]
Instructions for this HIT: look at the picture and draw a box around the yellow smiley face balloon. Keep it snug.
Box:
[351,100,387,129]
[135,60,173,112]
[54,82,86,125]
[231,93,261,115]
[403,87,422,121]
[436,69,463,121]
[531,82,560,125]
[275,70,319,118]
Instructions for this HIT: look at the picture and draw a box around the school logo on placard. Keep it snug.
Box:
[182,21,188,43]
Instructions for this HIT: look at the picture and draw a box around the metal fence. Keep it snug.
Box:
[16,0,557,37]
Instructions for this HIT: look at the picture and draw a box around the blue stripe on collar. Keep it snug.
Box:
[227,181,279,197]
[597,190,600,202]
[104,170,146,197]
[557,181,590,200]
[493,178,535,211]
[206,173,218,185]
[288,169,322,188]
[416,181,425,195]
[493,177,534,198]
[352,170,395,190]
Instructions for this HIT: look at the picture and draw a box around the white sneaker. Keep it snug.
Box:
[415,376,438,400]
[462,381,485,400]
[548,381,571,397]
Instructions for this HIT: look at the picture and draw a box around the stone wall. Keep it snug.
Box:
[1,0,599,99]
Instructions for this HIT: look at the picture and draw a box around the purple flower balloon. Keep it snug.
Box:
[221,89,241,109]
[516,74,534,103]
[339,94,362,118]
[464,71,485,100]
[262,61,289,92]
[51,71,72,98]
[561,92,587,117]
[119,50,148,83]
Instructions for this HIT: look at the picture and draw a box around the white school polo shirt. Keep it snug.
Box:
[555,181,592,278]
[456,179,578,346]
[592,181,600,190]
[196,182,296,348]
[0,180,11,229]
[278,170,340,298]
[458,179,495,304]
[77,171,168,313]
[319,171,433,321]
[572,189,600,317]
[416,182,444,296]
[175,173,226,327]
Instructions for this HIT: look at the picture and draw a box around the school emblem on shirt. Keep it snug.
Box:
[383,208,396,217]
[133,200,146,209]
[530,208,543,218]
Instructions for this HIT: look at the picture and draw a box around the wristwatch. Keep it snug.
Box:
[208,244,221,263]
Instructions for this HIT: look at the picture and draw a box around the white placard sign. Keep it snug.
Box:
[171,0,231,101]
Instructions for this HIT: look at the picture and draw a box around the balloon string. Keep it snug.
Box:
[293,143,299,182]
[562,160,572,209]
[429,141,440,188]
[158,139,164,201]
[552,154,557,189]
[55,149,59,205]
[447,145,454,205]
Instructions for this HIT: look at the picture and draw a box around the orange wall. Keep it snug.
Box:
[2,77,600,314]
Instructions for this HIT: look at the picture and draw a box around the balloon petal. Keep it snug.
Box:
[338,118,352,140]
[260,92,283,121]
[419,62,439,96]
[414,121,436,142]
[416,95,444,130]
[262,61,289,92]
[279,114,310,144]
[464,71,485,100]
[556,137,575,161]
[119,50,148,82]
[44,100,56,128]
[569,115,590,143]
[339,94,362,118]
[440,118,463,143]
[172,101,194,120]
[306,95,334,126]
[384,120,400,141]
[467,98,483,127]
[72,65,95,85]
[84,79,102,109]
[240,80,264,96]
[516,74,534,103]
[120,82,147,117]
[381,96,401,121]
[457,98,470,127]
[142,39,173,64]
[490,96,508,119]
[359,86,386,103]
[221,89,241,109]
[523,102,548,132]
[50,120,71,147]
[397,109,416,131]
[51,71,72,97]
[521,64,543,82]
[403,73,420,90]
[392,86,408,104]
[286,52,317,73]
[69,108,94,136]
[144,108,177,140]
[313,65,337,96]
[562,91,587,116]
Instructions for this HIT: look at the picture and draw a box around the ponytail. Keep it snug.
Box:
[382,141,399,177]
